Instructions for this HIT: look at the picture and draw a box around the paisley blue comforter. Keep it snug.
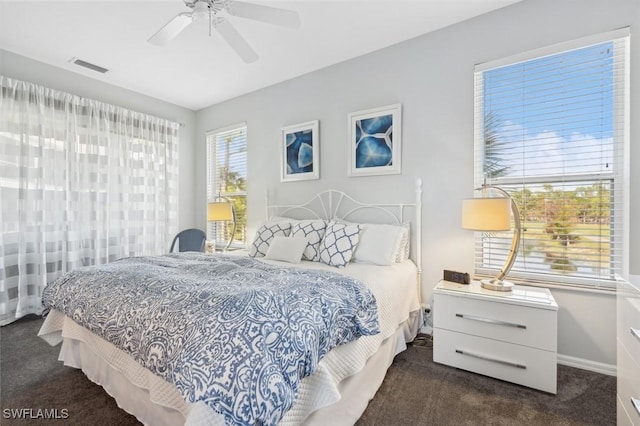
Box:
[42,253,379,425]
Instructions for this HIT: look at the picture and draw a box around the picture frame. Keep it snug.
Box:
[347,103,402,177]
[281,120,319,182]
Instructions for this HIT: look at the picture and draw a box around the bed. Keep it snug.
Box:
[38,183,423,425]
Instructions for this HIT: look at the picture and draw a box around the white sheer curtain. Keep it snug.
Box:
[0,76,179,325]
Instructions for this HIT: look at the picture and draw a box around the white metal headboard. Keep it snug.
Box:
[266,179,423,303]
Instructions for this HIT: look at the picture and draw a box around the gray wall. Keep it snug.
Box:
[0,49,198,232]
[2,0,636,367]
[196,0,640,367]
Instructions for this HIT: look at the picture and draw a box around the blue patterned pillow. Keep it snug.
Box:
[291,220,327,261]
[249,222,291,257]
[319,221,361,267]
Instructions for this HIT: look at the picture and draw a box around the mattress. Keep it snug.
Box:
[39,257,421,425]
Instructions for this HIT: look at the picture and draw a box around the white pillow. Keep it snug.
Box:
[249,222,291,257]
[291,220,327,261]
[318,221,361,268]
[395,223,411,262]
[264,236,308,263]
[352,223,405,266]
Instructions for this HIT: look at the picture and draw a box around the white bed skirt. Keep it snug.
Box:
[39,309,420,425]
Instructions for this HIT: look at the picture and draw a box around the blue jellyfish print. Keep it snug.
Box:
[355,114,393,168]
[286,130,314,174]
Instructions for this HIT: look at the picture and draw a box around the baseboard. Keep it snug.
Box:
[557,354,616,376]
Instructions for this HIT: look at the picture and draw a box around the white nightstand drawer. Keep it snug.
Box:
[434,328,557,394]
[617,395,635,426]
[618,291,640,365]
[618,342,640,424]
[435,293,557,352]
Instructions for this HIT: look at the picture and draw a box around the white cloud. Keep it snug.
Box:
[494,121,614,179]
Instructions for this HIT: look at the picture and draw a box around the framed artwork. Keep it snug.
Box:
[281,120,319,182]
[347,103,402,177]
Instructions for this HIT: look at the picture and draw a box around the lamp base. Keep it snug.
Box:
[480,279,514,292]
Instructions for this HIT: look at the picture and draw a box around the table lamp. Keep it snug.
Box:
[462,186,521,291]
[207,200,236,251]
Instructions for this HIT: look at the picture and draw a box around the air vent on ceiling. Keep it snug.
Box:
[69,57,109,74]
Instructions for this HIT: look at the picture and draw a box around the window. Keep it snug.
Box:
[473,29,629,289]
[1,76,179,324]
[207,124,248,248]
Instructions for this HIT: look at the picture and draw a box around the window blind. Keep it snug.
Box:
[473,30,629,289]
[206,124,248,246]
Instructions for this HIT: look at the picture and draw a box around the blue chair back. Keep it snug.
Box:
[170,229,206,253]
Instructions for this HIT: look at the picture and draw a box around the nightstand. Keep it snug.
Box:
[617,278,640,424]
[433,279,558,394]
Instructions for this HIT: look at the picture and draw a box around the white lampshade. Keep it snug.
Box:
[207,202,233,221]
[461,197,511,231]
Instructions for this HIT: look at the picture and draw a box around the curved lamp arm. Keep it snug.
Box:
[489,187,521,282]
[220,196,237,252]
[476,185,521,290]
[225,209,237,251]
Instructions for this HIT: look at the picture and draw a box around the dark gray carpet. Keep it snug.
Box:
[1,315,615,425]
[357,336,615,426]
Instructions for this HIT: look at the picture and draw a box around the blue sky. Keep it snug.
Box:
[483,41,615,179]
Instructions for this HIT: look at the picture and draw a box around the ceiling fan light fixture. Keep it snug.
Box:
[149,0,300,63]
[192,1,210,21]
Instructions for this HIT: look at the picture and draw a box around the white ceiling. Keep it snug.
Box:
[0,0,519,110]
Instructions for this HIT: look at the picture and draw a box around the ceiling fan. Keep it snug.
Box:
[148,0,300,63]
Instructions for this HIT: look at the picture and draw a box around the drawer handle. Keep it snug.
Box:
[632,397,640,416]
[631,328,640,343]
[455,313,526,329]
[455,349,526,369]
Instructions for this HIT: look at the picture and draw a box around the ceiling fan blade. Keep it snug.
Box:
[148,13,193,45]
[213,18,259,63]
[225,1,300,29]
